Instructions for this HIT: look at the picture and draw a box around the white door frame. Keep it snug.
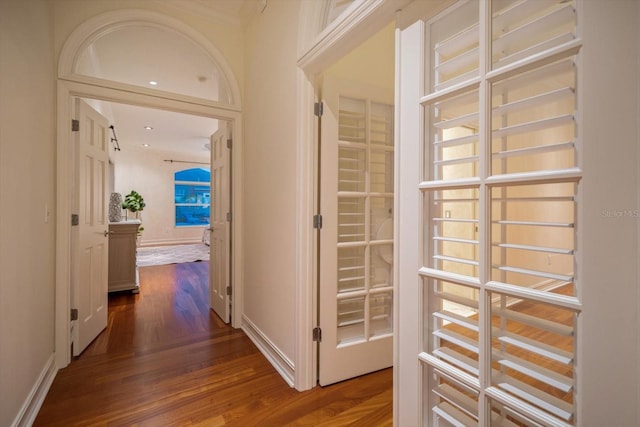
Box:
[55,83,244,369]
[294,0,415,392]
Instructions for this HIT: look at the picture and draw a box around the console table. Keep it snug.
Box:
[108,220,141,293]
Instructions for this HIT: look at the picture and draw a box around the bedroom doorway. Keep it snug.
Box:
[55,10,243,369]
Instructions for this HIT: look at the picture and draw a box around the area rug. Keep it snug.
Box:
[137,244,210,267]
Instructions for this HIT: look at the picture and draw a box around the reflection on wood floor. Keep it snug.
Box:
[34,261,392,426]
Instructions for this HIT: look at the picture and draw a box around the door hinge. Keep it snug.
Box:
[313,327,322,342]
[314,102,323,117]
[71,119,80,132]
[226,286,232,296]
[226,212,232,222]
[70,308,79,321]
[313,214,323,229]
[227,138,232,149]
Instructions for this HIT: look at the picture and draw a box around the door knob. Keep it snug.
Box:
[104,230,112,237]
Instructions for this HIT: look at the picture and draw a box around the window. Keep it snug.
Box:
[174,168,211,227]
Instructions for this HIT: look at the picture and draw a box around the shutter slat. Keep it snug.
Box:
[433,401,478,427]
[495,307,574,337]
[434,217,479,224]
[434,155,480,167]
[434,383,479,419]
[434,236,479,245]
[433,348,480,376]
[434,133,478,149]
[492,0,558,31]
[434,111,479,129]
[434,329,479,353]
[435,22,478,56]
[493,140,575,159]
[434,310,479,331]
[495,333,573,365]
[490,380,574,422]
[494,243,573,255]
[494,352,573,392]
[493,4,575,55]
[492,87,574,116]
[493,220,573,228]
[494,265,573,282]
[492,114,574,139]
[435,46,479,75]
[494,32,575,70]
[434,254,480,266]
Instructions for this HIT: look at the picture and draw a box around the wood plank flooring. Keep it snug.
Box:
[35,262,392,426]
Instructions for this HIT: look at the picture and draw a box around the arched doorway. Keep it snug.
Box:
[55,9,244,369]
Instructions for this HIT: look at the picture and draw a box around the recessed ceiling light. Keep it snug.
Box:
[142,144,151,147]
[149,81,158,86]
[144,126,153,130]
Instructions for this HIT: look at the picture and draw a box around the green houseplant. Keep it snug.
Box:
[122,190,145,218]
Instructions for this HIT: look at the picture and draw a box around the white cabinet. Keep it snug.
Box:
[108,220,141,293]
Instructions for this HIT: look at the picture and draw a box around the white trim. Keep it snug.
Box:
[296,0,404,392]
[297,0,412,75]
[294,67,317,392]
[10,354,57,427]
[637,0,640,417]
[57,9,241,111]
[241,315,295,388]
[138,238,202,248]
[55,80,244,369]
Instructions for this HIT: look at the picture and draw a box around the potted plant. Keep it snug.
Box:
[122,190,145,219]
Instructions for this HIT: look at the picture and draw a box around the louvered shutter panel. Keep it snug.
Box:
[420,1,581,425]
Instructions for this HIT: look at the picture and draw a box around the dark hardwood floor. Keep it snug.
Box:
[34,261,393,427]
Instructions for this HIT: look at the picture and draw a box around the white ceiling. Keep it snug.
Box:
[103,102,219,156]
[79,0,248,158]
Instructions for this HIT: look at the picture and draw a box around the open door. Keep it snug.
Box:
[318,77,395,385]
[74,99,109,355]
[209,123,231,323]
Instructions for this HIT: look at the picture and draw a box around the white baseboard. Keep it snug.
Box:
[139,238,202,248]
[241,315,295,387]
[12,353,57,427]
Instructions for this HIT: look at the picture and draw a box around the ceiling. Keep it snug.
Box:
[99,101,219,157]
[79,0,249,158]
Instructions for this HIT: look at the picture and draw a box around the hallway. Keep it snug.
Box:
[34,262,392,426]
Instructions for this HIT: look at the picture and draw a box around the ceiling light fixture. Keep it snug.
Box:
[149,81,158,86]
[142,144,151,147]
[144,126,153,130]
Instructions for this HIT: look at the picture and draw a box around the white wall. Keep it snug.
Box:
[0,1,57,425]
[324,21,395,89]
[110,146,210,246]
[579,0,639,423]
[50,0,244,101]
[242,0,301,370]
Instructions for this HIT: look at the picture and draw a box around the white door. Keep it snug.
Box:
[209,123,231,323]
[74,99,109,355]
[319,77,395,385]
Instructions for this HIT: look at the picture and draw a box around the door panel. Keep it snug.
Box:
[209,123,231,323]
[75,99,109,356]
[319,77,394,385]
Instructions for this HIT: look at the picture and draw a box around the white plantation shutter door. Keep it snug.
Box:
[418,0,582,425]
[319,76,395,385]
